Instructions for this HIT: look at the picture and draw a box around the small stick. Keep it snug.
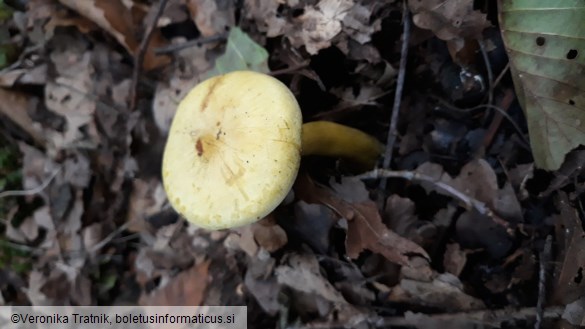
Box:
[129,0,169,110]
[0,168,61,199]
[269,62,310,76]
[535,235,553,329]
[482,89,517,150]
[154,33,228,54]
[379,2,411,191]
[493,62,510,90]
[479,39,494,107]
[307,306,564,328]
[357,168,511,230]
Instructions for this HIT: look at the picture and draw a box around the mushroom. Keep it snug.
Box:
[162,70,383,230]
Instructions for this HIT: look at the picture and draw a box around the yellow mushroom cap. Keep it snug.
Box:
[162,71,303,230]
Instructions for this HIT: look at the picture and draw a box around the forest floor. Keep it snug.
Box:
[0,1,584,328]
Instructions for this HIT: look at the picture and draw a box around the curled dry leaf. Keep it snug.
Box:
[346,201,430,267]
[139,261,210,306]
[57,0,169,70]
[416,159,522,221]
[244,257,280,315]
[553,193,585,304]
[275,253,348,304]
[245,0,383,55]
[291,201,337,253]
[388,273,485,312]
[443,243,467,277]
[295,174,429,267]
[408,0,490,58]
[0,88,45,145]
[186,0,235,37]
[252,216,288,253]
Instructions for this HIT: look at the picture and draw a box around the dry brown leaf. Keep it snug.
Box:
[295,0,354,54]
[342,3,381,44]
[563,297,585,327]
[291,201,337,253]
[139,261,211,306]
[245,0,382,56]
[443,243,467,277]
[57,0,169,70]
[186,0,235,37]
[416,160,522,221]
[388,273,485,311]
[346,200,430,267]
[553,193,585,304]
[408,0,490,59]
[384,195,419,239]
[24,270,53,306]
[295,174,429,267]
[153,43,212,134]
[275,253,348,304]
[244,257,280,315]
[252,216,288,253]
[45,36,100,151]
[0,65,48,88]
[0,88,45,145]
[243,0,287,37]
[127,178,166,232]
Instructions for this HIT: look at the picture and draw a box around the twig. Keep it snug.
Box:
[481,89,523,151]
[269,62,311,76]
[535,235,553,329]
[431,94,530,149]
[493,62,510,90]
[357,168,511,230]
[129,0,169,111]
[0,168,61,199]
[89,221,133,254]
[379,2,411,191]
[154,33,228,54]
[479,39,494,107]
[371,306,564,328]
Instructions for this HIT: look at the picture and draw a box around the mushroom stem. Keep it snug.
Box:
[301,121,383,168]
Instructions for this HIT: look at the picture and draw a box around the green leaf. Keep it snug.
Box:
[499,0,585,170]
[206,27,269,78]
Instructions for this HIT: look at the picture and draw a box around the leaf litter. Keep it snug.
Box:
[0,1,583,328]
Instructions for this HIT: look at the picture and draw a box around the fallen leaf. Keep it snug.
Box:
[552,193,585,304]
[346,200,430,267]
[0,88,45,145]
[563,296,585,327]
[186,0,234,37]
[289,201,336,253]
[342,3,381,44]
[295,174,429,267]
[45,35,100,151]
[416,160,522,222]
[245,0,383,56]
[388,273,485,311]
[275,253,347,304]
[295,0,354,54]
[206,27,269,77]
[139,261,210,306]
[443,243,467,277]
[127,178,166,232]
[408,0,490,59]
[251,216,288,253]
[499,0,585,170]
[58,0,169,70]
[384,195,419,239]
[244,256,280,315]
